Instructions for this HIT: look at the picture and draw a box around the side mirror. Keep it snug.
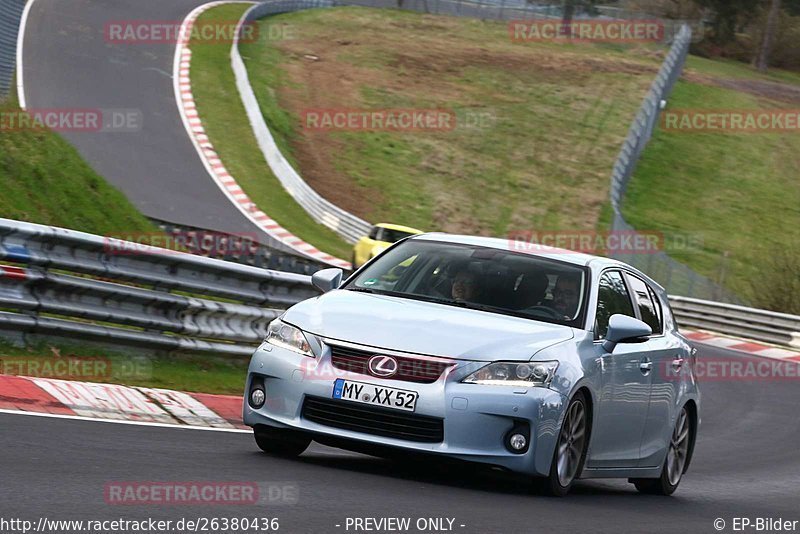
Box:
[311,268,343,293]
[602,314,652,353]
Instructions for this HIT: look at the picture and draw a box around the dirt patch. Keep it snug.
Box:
[714,79,800,105]
[683,70,800,104]
[259,9,659,232]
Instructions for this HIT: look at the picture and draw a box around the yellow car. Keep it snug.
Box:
[352,223,423,269]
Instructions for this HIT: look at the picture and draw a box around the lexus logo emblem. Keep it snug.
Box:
[367,355,398,377]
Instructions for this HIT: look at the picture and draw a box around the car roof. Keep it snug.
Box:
[375,223,424,234]
[410,232,630,269]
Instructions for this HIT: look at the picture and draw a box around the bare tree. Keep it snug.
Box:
[754,0,782,71]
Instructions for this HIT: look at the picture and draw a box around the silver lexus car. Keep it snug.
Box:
[243,234,700,496]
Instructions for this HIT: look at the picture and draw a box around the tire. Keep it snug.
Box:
[253,426,311,458]
[632,405,691,496]
[540,390,590,497]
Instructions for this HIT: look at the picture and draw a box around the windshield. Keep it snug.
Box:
[346,240,588,327]
[381,228,415,243]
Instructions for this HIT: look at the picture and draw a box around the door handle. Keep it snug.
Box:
[672,356,685,372]
[639,359,653,374]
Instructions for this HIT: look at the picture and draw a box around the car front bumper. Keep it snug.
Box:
[243,342,568,477]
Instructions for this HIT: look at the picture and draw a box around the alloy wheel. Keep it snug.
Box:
[666,407,690,486]
[556,399,587,487]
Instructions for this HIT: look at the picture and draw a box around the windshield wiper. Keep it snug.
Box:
[347,287,376,293]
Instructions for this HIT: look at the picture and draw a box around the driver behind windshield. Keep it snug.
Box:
[550,273,581,319]
[451,266,478,301]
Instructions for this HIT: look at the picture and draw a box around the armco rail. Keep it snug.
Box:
[232,0,372,245]
[0,219,798,352]
[670,296,800,349]
[151,218,329,275]
[0,218,317,356]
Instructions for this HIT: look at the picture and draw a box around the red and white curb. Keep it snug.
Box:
[0,375,247,430]
[173,2,350,270]
[683,330,800,361]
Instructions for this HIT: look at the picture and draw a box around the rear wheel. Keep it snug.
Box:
[253,426,311,458]
[540,391,589,497]
[632,405,691,495]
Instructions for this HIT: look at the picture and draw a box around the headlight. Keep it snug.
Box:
[265,319,314,358]
[462,361,558,387]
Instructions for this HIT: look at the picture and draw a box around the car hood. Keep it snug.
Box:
[283,290,574,361]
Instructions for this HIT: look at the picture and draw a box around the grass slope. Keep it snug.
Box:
[623,56,800,299]
[0,97,157,235]
[196,5,663,243]
[239,7,666,235]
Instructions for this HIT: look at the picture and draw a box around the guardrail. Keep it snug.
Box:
[0,218,317,356]
[0,0,25,99]
[151,218,330,275]
[670,296,800,349]
[0,219,797,353]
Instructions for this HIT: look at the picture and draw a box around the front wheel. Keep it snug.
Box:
[632,405,691,495]
[253,426,311,458]
[539,391,589,497]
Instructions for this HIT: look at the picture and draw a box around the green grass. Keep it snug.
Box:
[193,5,799,306]
[189,4,352,260]
[0,99,157,235]
[198,5,664,242]
[623,60,800,300]
[0,339,248,395]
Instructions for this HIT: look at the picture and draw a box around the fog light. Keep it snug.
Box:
[509,433,527,451]
[250,387,265,408]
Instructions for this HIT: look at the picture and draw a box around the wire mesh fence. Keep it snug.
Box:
[607,25,745,304]
[0,0,26,100]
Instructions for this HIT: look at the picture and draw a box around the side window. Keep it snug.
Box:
[595,271,636,340]
[647,285,664,332]
[368,226,380,240]
[626,274,663,335]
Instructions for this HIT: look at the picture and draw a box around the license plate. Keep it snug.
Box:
[332,378,418,412]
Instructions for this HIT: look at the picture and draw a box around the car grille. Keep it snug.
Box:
[302,396,444,443]
[329,344,452,384]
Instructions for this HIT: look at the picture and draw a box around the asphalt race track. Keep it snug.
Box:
[2,345,798,534]
[20,0,266,235]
